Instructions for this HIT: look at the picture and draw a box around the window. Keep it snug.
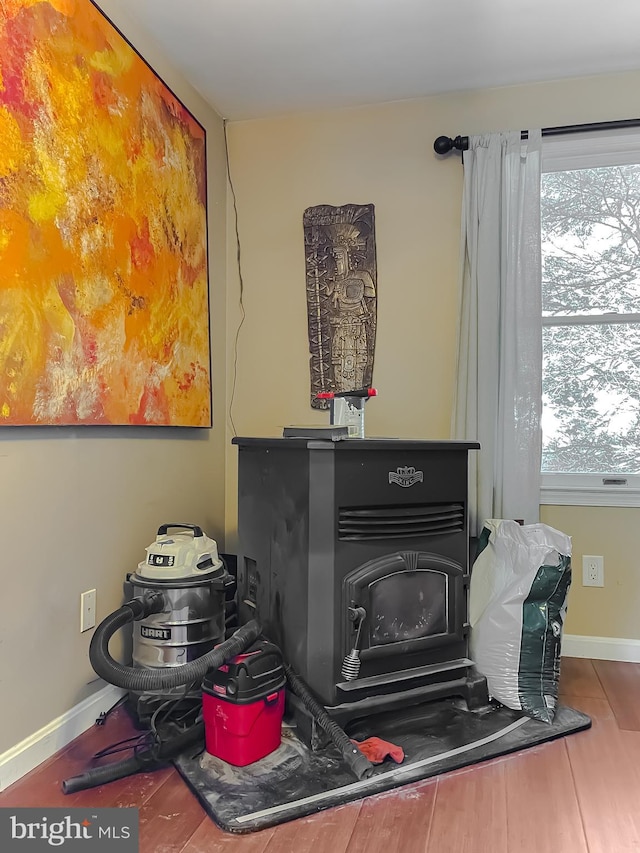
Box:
[540,133,640,507]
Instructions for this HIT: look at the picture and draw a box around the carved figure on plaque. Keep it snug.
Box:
[303,204,377,409]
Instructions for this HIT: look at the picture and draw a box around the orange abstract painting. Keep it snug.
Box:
[0,0,211,426]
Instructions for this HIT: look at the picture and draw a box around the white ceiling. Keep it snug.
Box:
[119,0,640,121]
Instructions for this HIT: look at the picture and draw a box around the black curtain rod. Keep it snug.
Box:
[433,118,640,155]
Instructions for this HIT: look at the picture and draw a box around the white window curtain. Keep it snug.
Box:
[452,130,543,536]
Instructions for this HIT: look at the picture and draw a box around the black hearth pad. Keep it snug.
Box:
[173,701,590,833]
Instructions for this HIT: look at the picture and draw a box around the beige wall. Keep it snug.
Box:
[541,505,640,639]
[224,70,640,639]
[0,1,228,754]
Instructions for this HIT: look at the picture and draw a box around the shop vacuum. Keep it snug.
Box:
[62,524,373,795]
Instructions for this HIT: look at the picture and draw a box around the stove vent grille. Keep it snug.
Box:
[338,502,464,541]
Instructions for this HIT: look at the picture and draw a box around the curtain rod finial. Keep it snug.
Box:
[433,135,469,155]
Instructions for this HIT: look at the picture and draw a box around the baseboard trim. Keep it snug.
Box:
[562,634,640,663]
[0,684,126,792]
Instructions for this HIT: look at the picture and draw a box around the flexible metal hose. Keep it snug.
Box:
[284,663,374,780]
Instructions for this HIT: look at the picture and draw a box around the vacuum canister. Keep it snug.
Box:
[129,523,232,669]
[202,640,286,766]
[126,524,233,721]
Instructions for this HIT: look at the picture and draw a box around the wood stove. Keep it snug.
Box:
[233,437,488,736]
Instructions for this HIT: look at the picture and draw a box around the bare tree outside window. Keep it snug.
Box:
[541,164,640,474]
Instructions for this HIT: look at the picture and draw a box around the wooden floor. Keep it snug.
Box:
[2,658,640,852]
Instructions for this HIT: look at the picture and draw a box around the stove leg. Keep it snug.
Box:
[463,668,491,710]
[285,692,331,751]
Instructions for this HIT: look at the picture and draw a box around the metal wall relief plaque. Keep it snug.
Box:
[303,204,377,409]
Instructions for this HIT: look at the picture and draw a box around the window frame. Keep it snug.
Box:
[540,130,640,508]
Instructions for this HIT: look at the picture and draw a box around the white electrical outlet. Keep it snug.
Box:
[582,555,604,587]
[81,589,97,632]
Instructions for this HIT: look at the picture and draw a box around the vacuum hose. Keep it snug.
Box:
[83,594,372,787]
[64,597,261,795]
[89,593,261,691]
[284,663,374,781]
[62,721,205,794]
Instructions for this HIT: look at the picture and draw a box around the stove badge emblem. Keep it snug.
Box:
[389,466,424,487]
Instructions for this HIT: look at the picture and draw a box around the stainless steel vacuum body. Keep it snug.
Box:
[126,524,232,720]
[130,573,228,668]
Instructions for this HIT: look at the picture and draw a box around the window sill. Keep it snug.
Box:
[540,487,640,508]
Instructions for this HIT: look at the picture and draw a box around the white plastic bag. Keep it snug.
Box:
[469,519,572,722]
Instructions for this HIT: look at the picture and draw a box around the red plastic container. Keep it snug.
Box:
[202,689,285,766]
[202,640,286,766]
